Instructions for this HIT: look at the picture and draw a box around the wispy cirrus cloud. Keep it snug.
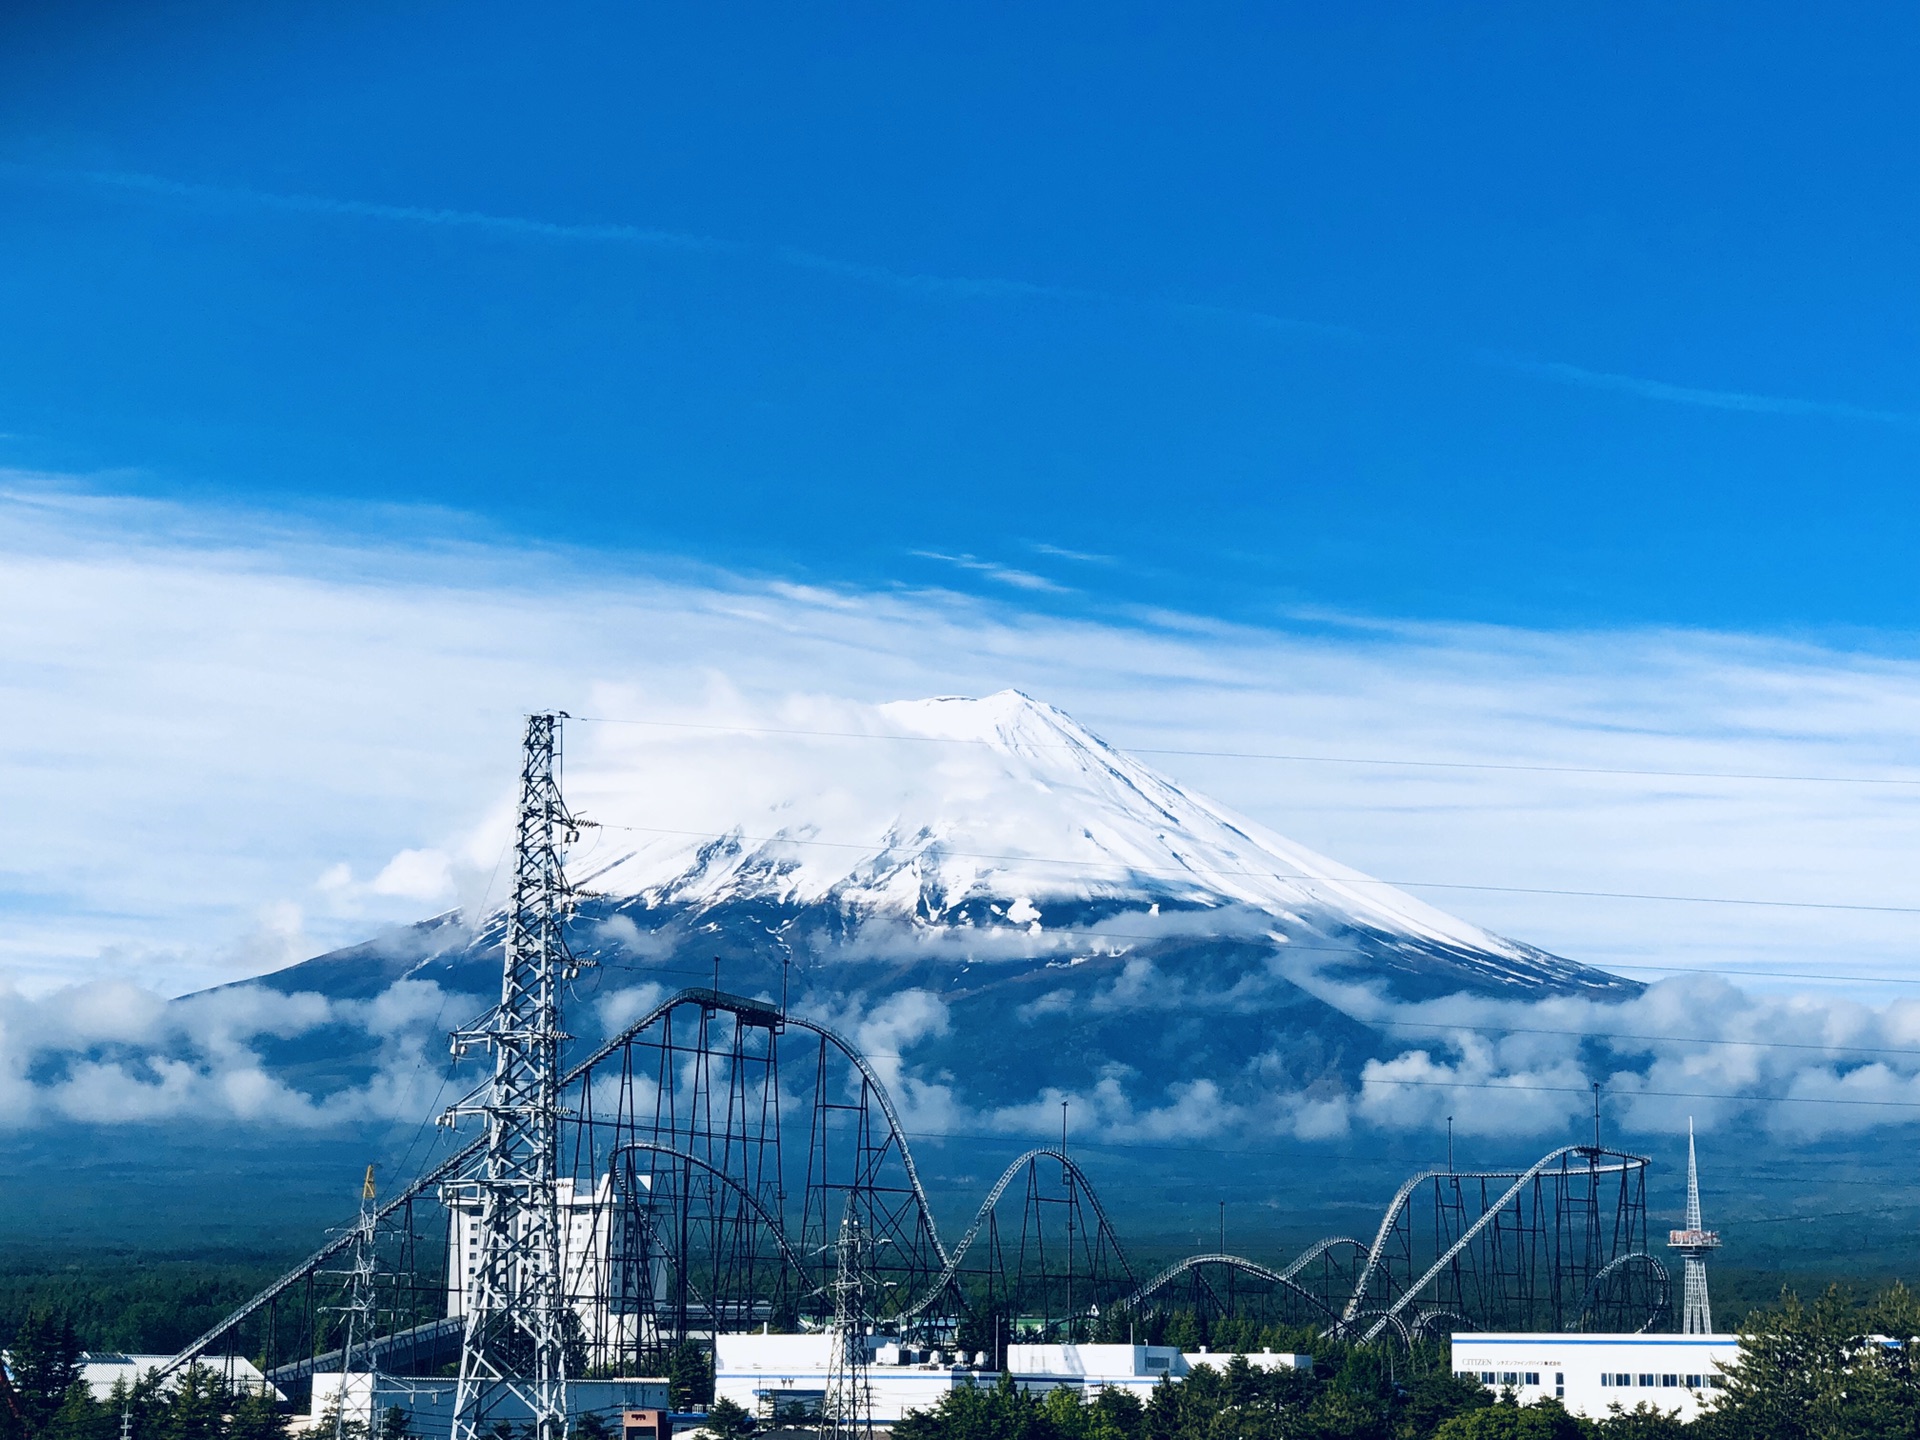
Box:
[4,163,1911,429]
[1027,541,1116,565]
[1485,353,1920,428]
[909,549,1069,592]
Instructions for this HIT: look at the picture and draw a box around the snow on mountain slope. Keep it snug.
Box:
[565,691,1560,971]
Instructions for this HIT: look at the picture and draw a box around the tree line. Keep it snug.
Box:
[889,1284,1920,1440]
[10,1284,1920,1440]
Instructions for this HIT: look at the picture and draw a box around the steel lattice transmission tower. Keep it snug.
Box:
[1667,1118,1720,1334]
[445,713,592,1440]
[818,1202,876,1440]
[323,1166,382,1440]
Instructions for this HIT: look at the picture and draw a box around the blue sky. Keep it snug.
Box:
[5,2,1920,631]
[15,5,1920,1146]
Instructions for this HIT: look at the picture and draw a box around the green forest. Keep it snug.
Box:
[9,1283,1920,1440]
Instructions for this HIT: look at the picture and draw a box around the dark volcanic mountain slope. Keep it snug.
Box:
[229,691,1634,1122]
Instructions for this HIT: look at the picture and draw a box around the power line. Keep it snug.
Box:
[588,819,1920,916]
[571,714,1920,789]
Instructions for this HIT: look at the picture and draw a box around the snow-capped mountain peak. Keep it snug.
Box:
[563,690,1546,965]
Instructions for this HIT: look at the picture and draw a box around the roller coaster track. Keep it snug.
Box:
[158,986,944,1379]
[1346,1144,1649,1342]
[893,1147,1136,1322]
[1278,1236,1368,1284]
[1111,1252,1343,1321]
[603,1140,810,1280]
[1575,1252,1670,1335]
[568,986,953,1271]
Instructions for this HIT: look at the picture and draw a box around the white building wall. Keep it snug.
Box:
[1005,1344,1310,1399]
[307,1372,378,1431]
[1451,1334,1739,1423]
[1180,1350,1310,1376]
[71,1355,279,1402]
[712,1337,1320,1422]
[447,1177,624,1340]
[1006,1343,1181,1395]
[713,1333,990,1425]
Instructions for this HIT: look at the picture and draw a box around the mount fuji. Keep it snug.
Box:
[249,692,1633,1130]
[0,691,1651,1248]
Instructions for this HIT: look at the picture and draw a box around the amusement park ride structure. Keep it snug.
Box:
[150,716,1688,1426]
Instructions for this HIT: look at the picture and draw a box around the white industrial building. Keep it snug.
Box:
[1451,1334,1738,1422]
[713,1335,1311,1423]
[1004,1345,1310,1398]
[67,1353,280,1401]
[302,1373,671,1438]
[714,1332,988,1424]
[446,1175,613,1325]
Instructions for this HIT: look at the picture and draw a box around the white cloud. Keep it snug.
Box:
[7,475,1920,1023]
[0,973,465,1130]
[372,848,456,901]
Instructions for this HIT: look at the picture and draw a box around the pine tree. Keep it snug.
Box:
[0,1364,29,1440]
[702,1398,751,1437]
[9,1311,83,1439]
[156,1368,225,1440]
[666,1345,713,1411]
[227,1387,289,1440]
[44,1383,108,1440]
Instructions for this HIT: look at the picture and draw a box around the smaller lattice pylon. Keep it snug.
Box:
[319,1165,384,1439]
[1666,1118,1720,1334]
[818,1202,875,1440]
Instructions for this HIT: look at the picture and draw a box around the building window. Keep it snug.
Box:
[1638,1375,1655,1387]
[1524,1374,1539,1386]
[1706,1375,1726,1389]
[1480,1372,1495,1385]
[1661,1375,1679,1388]
[1686,1375,1702,1389]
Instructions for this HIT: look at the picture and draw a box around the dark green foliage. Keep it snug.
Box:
[1398,1371,1492,1439]
[0,1264,284,1359]
[702,1397,752,1436]
[898,1341,1527,1440]
[1694,1281,1920,1440]
[225,1391,286,1440]
[1432,1403,1561,1440]
[374,1409,409,1440]
[1590,1407,1685,1440]
[569,1413,613,1440]
[896,1371,1083,1440]
[45,1382,110,1440]
[154,1369,227,1440]
[9,1311,83,1438]
[666,1344,714,1411]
